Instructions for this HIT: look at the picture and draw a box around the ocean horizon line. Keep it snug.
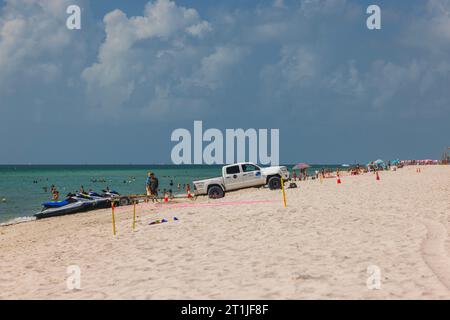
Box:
[0,163,347,167]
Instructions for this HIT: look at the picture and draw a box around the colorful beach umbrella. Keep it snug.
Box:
[293,163,310,170]
[372,159,387,169]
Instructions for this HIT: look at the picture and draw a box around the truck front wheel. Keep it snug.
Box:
[268,176,282,190]
[208,186,224,199]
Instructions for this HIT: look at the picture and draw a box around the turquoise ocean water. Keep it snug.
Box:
[0,164,341,223]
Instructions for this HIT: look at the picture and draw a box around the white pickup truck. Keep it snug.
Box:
[193,162,290,199]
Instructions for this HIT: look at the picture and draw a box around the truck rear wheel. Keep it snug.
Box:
[119,197,130,206]
[208,186,224,199]
[268,176,282,190]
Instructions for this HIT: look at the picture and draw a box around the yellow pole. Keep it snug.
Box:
[111,202,117,236]
[281,177,287,208]
[132,202,136,231]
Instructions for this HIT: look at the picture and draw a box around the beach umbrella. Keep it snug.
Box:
[370,159,386,169]
[293,163,310,170]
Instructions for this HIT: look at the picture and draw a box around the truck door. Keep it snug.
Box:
[240,163,265,187]
[223,165,245,191]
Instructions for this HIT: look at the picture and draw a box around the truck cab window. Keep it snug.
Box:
[242,164,260,172]
[226,166,240,175]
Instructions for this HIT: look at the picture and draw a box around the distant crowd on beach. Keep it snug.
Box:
[290,158,444,183]
[291,166,365,181]
[291,162,395,182]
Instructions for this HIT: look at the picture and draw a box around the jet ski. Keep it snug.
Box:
[100,190,120,198]
[34,191,114,219]
[75,192,111,209]
[35,197,92,219]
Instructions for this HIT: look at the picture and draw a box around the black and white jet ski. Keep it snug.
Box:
[34,191,115,219]
[34,197,91,219]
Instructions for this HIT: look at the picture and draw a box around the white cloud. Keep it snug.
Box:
[273,0,286,9]
[259,45,320,103]
[300,0,349,16]
[253,0,450,118]
[0,0,88,96]
[279,46,318,88]
[82,0,212,113]
[0,0,449,163]
[326,60,364,97]
[1,0,449,124]
[426,0,450,42]
[186,20,212,37]
[185,46,248,90]
[403,0,450,54]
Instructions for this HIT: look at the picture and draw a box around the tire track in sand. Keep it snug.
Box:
[420,219,450,291]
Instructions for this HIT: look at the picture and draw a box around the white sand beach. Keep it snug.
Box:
[0,165,449,299]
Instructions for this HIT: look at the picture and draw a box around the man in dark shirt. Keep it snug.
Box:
[149,172,159,196]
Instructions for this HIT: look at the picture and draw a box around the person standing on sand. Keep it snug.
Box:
[149,172,159,197]
[146,172,152,196]
[301,168,307,180]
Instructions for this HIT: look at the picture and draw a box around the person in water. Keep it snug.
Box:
[79,185,85,194]
[52,189,59,201]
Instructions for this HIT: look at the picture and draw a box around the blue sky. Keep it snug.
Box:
[0,0,449,164]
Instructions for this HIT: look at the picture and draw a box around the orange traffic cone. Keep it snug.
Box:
[376,171,380,181]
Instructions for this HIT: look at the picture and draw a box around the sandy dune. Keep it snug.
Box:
[0,166,449,299]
